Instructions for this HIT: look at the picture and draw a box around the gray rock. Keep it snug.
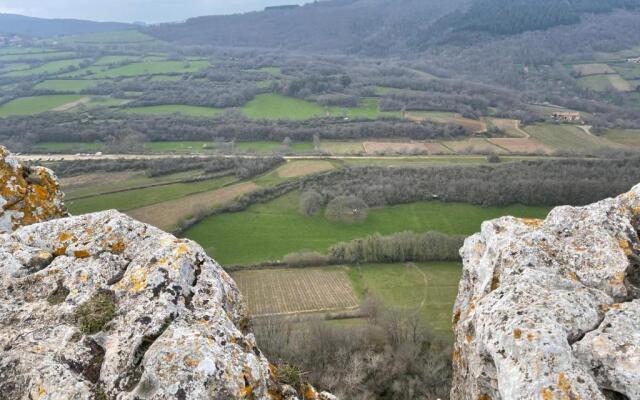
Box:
[451,185,640,400]
[0,211,278,399]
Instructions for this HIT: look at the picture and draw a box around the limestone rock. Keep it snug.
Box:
[451,185,640,399]
[0,210,300,399]
[0,146,67,233]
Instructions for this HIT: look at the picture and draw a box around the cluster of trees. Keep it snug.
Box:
[255,299,453,399]
[329,231,465,264]
[301,157,640,207]
[0,112,469,148]
[40,156,284,179]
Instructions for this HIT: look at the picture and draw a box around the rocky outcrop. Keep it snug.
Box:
[0,148,333,399]
[0,146,67,233]
[451,185,640,399]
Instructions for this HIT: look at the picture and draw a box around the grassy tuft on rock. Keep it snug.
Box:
[75,289,117,335]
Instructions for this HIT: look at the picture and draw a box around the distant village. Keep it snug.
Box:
[628,57,640,64]
[0,34,26,47]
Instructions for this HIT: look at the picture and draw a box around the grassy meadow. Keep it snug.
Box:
[184,190,550,265]
[0,95,84,117]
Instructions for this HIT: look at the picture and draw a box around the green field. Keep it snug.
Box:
[125,104,223,117]
[185,190,550,265]
[347,262,462,334]
[0,95,84,117]
[33,142,105,153]
[91,60,208,78]
[150,75,184,82]
[94,55,139,65]
[35,79,102,92]
[242,94,397,121]
[604,129,640,147]
[242,93,326,120]
[4,58,88,77]
[0,51,76,62]
[577,74,632,92]
[67,175,237,214]
[524,124,615,151]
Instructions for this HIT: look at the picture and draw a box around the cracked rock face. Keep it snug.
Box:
[0,146,67,233]
[0,210,280,399]
[451,185,640,400]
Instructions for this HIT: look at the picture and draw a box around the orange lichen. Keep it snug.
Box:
[541,388,554,400]
[183,357,199,368]
[558,373,571,393]
[565,271,579,282]
[479,395,492,400]
[53,246,67,257]
[519,218,543,228]
[526,333,536,342]
[267,389,284,400]
[175,243,189,256]
[466,334,473,344]
[618,239,632,256]
[58,232,74,242]
[453,309,461,326]
[609,272,626,285]
[74,250,90,259]
[302,383,317,400]
[110,241,126,254]
[513,328,522,340]
[240,385,254,398]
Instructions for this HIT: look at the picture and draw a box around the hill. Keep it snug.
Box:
[145,0,467,54]
[0,14,132,37]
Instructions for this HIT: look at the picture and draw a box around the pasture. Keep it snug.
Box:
[67,175,237,214]
[572,63,615,76]
[185,190,550,265]
[0,51,76,62]
[577,74,633,92]
[348,262,462,334]
[125,105,224,117]
[443,138,507,154]
[0,95,84,117]
[231,268,359,316]
[91,60,208,78]
[525,124,616,151]
[407,111,487,133]
[34,79,102,92]
[4,58,88,77]
[363,141,451,155]
[487,138,551,154]
[604,129,640,147]
[242,93,326,120]
[59,30,154,44]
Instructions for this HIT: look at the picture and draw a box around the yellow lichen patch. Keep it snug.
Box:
[479,395,492,400]
[490,273,500,291]
[526,333,536,342]
[302,383,318,400]
[175,243,189,256]
[466,334,473,344]
[452,350,461,364]
[519,218,543,228]
[183,356,200,368]
[162,352,175,363]
[609,272,626,285]
[129,268,149,292]
[110,241,126,254]
[74,250,90,259]
[565,271,579,282]
[268,363,278,379]
[239,385,254,398]
[513,328,522,340]
[541,388,554,400]
[53,246,67,257]
[79,273,89,282]
[58,232,74,242]
[618,239,633,256]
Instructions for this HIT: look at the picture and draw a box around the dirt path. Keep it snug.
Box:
[52,97,91,112]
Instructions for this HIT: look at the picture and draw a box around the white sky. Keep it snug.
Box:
[0,0,310,23]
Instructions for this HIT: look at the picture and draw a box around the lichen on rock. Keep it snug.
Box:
[451,185,640,400]
[0,145,67,233]
[0,211,286,399]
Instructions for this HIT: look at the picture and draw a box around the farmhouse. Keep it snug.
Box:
[552,111,581,122]
[628,57,640,64]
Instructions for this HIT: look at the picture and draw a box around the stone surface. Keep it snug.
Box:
[451,185,640,399]
[0,146,67,233]
[0,210,312,399]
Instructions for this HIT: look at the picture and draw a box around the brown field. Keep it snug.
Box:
[407,111,487,133]
[443,138,508,154]
[277,160,335,178]
[363,141,451,155]
[573,63,616,76]
[59,171,134,188]
[230,268,359,316]
[319,141,364,154]
[488,138,552,154]
[127,181,258,230]
[488,118,529,138]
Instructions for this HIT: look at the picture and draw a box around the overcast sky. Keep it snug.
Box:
[0,0,309,23]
